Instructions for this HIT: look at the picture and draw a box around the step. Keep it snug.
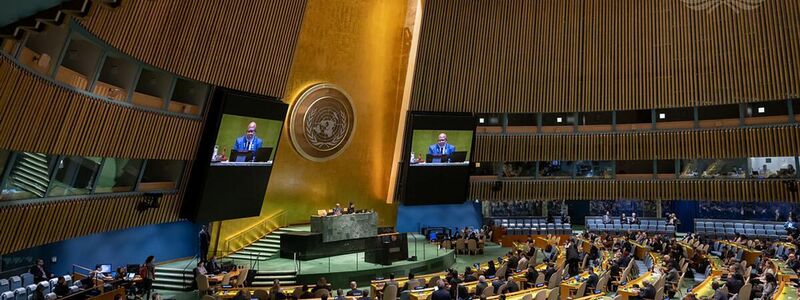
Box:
[227,254,270,261]
[154,272,193,279]
[251,240,280,247]
[155,266,195,273]
[254,275,296,280]
[152,283,192,291]
[246,245,280,252]
[256,270,296,275]
[262,235,282,241]
[153,277,193,284]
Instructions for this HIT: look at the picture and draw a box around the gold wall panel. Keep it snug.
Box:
[0,55,202,160]
[471,180,800,203]
[474,125,800,161]
[411,0,800,113]
[78,0,307,98]
[215,0,415,240]
[0,192,183,254]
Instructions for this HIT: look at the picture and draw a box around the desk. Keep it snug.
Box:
[692,276,723,299]
[311,212,377,242]
[370,272,447,300]
[617,272,661,300]
[630,241,648,260]
[559,251,612,300]
[772,259,799,282]
[677,242,695,258]
[707,255,726,276]
[486,287,545,300]
[408,287,436,300]
[774,281,799,300]
[719,241,762,265]
[208,269,241,284]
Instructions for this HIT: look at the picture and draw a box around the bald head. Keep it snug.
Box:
[246,122,257,139]
[437,133,448,147]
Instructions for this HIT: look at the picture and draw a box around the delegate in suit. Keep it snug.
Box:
[233,121,263,152]
[427,132,456,159]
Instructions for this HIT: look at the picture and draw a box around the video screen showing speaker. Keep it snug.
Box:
[399,112,476,205]
[183,88,288,222]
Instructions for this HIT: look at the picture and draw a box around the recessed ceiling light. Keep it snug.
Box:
[757,107,765,113]
[659,113,666,119]
[479,118,485,124]
[556,117,563,123]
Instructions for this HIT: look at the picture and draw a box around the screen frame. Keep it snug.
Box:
[181,87,289,222]
[396,111,477,205]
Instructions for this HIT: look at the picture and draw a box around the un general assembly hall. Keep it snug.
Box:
[0,0,799,300]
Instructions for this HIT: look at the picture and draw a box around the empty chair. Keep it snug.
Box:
[19,275,33,290]
[0,280,9,294]
[482,286,494,297]
[24,285,36,299]
[8,278,21,291]
[14,288,26,300]
[67,286,78,294]
[1,292,14,300]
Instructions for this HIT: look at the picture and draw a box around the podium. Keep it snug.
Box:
[310,212,377,242]
[364,233,409,265]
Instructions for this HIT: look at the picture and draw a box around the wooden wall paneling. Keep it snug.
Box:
[77,0,307,98]
[412,0,800,113]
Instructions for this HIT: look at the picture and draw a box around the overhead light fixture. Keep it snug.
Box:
[475,162,481,168]
[757,107,765,113]
[479,118,485,124]
[659,113,666,119]
[556,117,563,123]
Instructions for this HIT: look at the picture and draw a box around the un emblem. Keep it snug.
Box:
[289,83,356,161]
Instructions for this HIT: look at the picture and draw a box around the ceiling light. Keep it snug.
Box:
[757,107,765,113]
[659,113,666,119]
[479,118,485,124]
[556,117,563,123]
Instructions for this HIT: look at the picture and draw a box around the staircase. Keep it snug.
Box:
[153,263,196,291]
[252,270,298,287]
[227,227,307,261]
[7,152,51,197]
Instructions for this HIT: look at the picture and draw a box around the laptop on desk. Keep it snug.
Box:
[255,147,273,162]
[230,150,255,162]
[425,154,447,163]
[449,151,467,163]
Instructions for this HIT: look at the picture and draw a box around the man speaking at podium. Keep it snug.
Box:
[233,121,263,151]
[427,132,456,158]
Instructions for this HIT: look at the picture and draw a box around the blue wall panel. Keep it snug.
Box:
[2,221,201,276]
[395,201,483,233]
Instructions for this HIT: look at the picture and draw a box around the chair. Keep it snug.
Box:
[8,278,20,290]
[196,274,211,295]
[456,239,466,254]
[43,294,55,300]
[67,286,78,294]
[441,240,452,250]
[221,273,232,286]
[546,287,559,300]
[292,288,303,299]
[383,284,398,300]
[313,289,330,298]
[534,289,547,300]
[46,279,56,292]
[253,290,269,300]
[0,280,8,294]
[427,276,441,288]
[736,283,752,300]
[521,294,533,300]
[235,269,249,288]
[467,240,478,255]
[653,287,664,300]
[406,280,420,291]
[596,272,610,293]
[13,288,25,300]
[535,273,545,286]
[62,276,71,287]
[571,281,587,298]
[0,292,13,300]
[482,286,494,297]
[20,275,33,289]
[497,283,508,295]
[36,282,49,295]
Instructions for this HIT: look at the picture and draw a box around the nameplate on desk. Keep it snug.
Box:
[389,247,400,253]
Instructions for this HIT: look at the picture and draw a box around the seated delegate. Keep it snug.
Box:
[427,132,456,162]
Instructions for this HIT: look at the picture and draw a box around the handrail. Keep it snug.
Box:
[71,264,93,277]
[223,210,288,257]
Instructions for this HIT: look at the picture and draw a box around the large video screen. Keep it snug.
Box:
[399,113,476,205]
[183,88,288,223]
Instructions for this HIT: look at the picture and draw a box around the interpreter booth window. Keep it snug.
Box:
[0,152,57,201]
[697,104,740,129]
[615,160,653,180]
[501,161,537,178]
[538,160,573,178]
[655,107,694,130]
[133,68,172,111]
[48,156,102,197]
[18,23,68,75]
[169,78,209,116]
[56,35,103,91]
[576,111,613,133]
[138,160,185,192]
[589,200,658,217]
[471,162,503,177]
[655,160,677,179]
[698,201,800,221]
[792,99,800,123]
[750,156,797,179]
[616,109,652,132]
[679,159,747,179]
[487,200,542,217]
[540,113,575,133]
[94,54,137,102]
[574,161,613,179]
[475,113,503,134]
[505,113,537,133]
[95,158,144,193]
[744,100,790,126]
